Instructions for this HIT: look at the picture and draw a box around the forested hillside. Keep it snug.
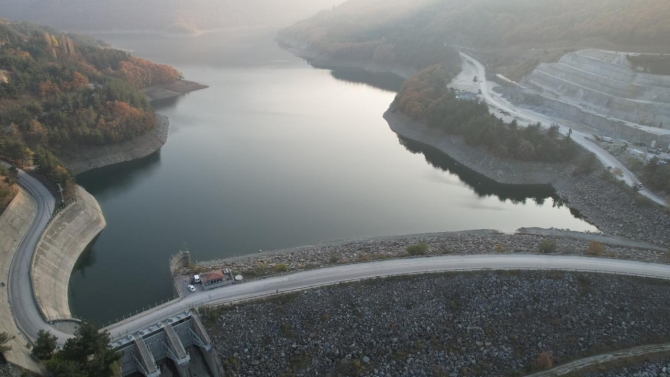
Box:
[281,0,670,79]
[0,20,182,196]
[394,65,576,163]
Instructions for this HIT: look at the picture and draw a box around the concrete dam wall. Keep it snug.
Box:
[31,186,106,322]
[522,49,670,130]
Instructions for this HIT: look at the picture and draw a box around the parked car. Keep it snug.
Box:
[194,274,201,283]
[188,284,196,293]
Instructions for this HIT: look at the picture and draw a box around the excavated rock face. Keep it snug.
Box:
[522,50,670,131]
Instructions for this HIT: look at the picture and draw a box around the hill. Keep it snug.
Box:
[0,20,182,196]
[280,0,670,80]
[0,0,344,34]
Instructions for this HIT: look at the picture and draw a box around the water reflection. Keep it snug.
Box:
[398,136,564,206]
[71,235,100,278]
[76,151,162,198]
[330,68,404,93]
[151,95,186,110]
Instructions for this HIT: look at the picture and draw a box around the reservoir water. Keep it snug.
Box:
[72,30,597,324]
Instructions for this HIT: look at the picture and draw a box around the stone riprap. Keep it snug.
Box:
[204,272,670,377]
[31,186,105,322]
[555,174,670,245]
[196,230,668,281]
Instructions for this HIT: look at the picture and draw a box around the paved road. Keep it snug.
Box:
[104,254,670,341]
[7,169,73,343]
[529,342,670,376]
[459,52,668,207]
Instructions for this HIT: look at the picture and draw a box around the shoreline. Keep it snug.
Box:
[59,113,170,175]
[277,38,417,80]
[142,79,209,102]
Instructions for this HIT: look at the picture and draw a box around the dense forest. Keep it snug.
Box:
[281,0,670,79]
[394,65,576,163]
[0,20,182,197]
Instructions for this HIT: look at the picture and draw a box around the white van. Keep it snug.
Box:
[194,274,201,283]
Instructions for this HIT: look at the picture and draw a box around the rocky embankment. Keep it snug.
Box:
[555,174,670,245]
[58,113,169,175]
[196,230,668,280]
[205,271,670,377]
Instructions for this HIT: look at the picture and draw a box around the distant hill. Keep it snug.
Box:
[281,0,670,80]
[0,0,345,33]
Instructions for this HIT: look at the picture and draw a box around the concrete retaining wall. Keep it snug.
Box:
[31,186,106,322]
[0,189,45,374]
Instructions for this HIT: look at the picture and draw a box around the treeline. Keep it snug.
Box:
[641,158,670,196]
[394,65,576,163]
[0,21,181,196]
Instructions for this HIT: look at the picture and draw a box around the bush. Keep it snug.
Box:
[572,153,598,176]
[329,254,340,263]
[587,241,606,256]
[535,351,553,370]
[407,243,429,256]
[538,240,557,254]
[274,264,289,272]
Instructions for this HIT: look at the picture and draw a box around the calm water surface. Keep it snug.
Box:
[71,30,597,324]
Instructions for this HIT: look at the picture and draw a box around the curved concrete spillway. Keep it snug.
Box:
[31,186,106,322]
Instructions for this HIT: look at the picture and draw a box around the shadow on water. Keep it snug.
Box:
[398,136,566,207]
[76,150,162,198]
[329,67,405,93]
[150,95,186,111]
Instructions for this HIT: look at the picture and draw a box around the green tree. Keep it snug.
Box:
[32,330,58,360]
[0,332,14,353]
[46,323,120,377]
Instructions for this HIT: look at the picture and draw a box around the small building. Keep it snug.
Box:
[200,269,233,291]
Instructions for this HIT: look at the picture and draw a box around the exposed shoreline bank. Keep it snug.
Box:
[58,113,170,176]
[142,79,209,102]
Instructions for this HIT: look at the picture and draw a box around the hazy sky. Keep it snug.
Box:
[1,0,347,32]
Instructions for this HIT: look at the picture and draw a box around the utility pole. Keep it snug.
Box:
[57,183,65,203]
